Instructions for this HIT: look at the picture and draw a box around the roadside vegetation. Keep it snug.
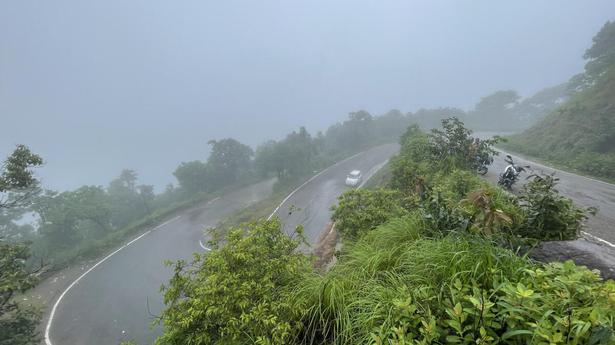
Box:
[0,110,411,275]
[0,145,43,345]
[155,118,613,345]
[5,19,615,345]
[502,21,615,180]
[0,110,410,344]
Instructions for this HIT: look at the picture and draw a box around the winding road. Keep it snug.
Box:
[40,144,399,345]
[270,144,399,242]
[39,143,615,345]
[41,179,275,345]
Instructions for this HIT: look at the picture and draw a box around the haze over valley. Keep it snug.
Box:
[2,2,615,345]
[2,1,614,190]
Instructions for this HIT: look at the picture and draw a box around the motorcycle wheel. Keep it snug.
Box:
[498,178,512,190]
[477,166,488,175]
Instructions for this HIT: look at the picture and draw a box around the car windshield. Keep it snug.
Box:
[349,171,360,178]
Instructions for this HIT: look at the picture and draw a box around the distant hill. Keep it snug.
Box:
[503,21,615,179]
[405,84,569,133]
[462,83,570,132]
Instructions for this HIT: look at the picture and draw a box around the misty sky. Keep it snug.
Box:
[1,1,614,191]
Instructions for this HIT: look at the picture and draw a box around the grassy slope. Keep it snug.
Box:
[502,68,615,180]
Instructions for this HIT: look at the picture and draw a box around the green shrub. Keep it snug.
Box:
[331,189,409,240]
[433,169,485,204]
[156,219,311,345]
[517,174,594,241]
[388,156,428,195]
[372,261,615,345]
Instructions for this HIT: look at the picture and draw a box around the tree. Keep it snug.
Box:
[0,240,40,345]
[0,145,42,345]
[156,219,310,345]
[108,169,138,194]
[72,186,112,233]
[173,160,209,194]
[567,21,615,92]
[34,186,113,249]
[409,107,467,130]
[373,109,410,139]
[584,21,615,83]
[0,145,43,209]
[428,117,500,172]
[0,207,35,242]
[207,138,253,187]
[32,191,79,248]
[279,127,314,178]
[327,111,374,151]
[467,90,520,128]
[254,140,282,178]
[107,169,144,227]
[137,184,155,215]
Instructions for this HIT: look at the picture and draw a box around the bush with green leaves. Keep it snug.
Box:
[0,145,42,345]
[428,117,501,173]
[331,188,409,240]
[372,261,615,345]
[517,174,594,241]
[391,119,596,242]
[156,218,311,345]
[432,169,485,204]
[0,240,40,345]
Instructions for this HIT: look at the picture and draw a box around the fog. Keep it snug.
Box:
[1,0,614,191]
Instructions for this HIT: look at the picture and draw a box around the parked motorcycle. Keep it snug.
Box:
[498,155,529,190]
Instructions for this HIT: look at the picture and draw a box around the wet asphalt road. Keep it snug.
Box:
[271,144,400,243]
[45,144,399,345]
[46,179,275,345]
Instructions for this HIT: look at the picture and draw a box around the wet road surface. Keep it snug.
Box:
[271,144,399,243]
[43,144,399,345]
[45,179,275,345]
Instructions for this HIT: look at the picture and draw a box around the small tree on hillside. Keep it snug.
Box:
[156,219,310,345]
[518,173,595,241]
[0,145,43,345]
[207,138,253,187]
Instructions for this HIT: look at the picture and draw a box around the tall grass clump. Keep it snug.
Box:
[292,215,534,344]
[293,214,615,344]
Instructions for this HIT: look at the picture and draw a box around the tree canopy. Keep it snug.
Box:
[0,145,42,345]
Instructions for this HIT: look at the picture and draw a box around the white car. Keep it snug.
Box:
[345,170,362,187]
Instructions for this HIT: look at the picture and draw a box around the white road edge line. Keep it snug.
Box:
[267,150,371,220]
[199,239,212,251]
[207,197,221,205]
[581,231,615,249]
[195,195,224,251]
[44,215,182,345]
